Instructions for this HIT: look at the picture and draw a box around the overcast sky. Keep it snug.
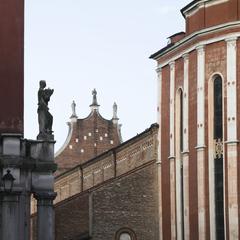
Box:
[24,0,190,151]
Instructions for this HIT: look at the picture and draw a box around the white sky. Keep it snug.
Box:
[24,0,190,151]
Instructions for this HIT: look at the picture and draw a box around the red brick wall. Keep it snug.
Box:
[55,110,121,175]
[188,50,199,239]
[91,163,159,240]
[187,7,205,35]
[31,192,90,240]
[160,65,171,239]
[185,0,238,35]
[54,193,90,240]
[0,0,24,133]
[158,40,229,239]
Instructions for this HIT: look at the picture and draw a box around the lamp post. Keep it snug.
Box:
[2,169,15,193]
[1,168,20,240]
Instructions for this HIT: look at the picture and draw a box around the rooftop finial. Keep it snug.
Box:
[90,88,100,110]
[112,102,119,124]
[70,100,78,119]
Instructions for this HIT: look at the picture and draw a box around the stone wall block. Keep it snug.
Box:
[29,141,55,162]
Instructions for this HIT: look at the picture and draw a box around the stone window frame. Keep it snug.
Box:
[115,228,137,240]
[208,73,225,239]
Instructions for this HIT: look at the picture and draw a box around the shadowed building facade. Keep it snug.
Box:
[150,0,240,239]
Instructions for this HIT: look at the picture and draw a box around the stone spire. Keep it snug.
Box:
[70,100,78,119]
[90,89,100,111]
[112,102,119,124]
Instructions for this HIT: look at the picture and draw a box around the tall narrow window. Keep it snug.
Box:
[213,76,224,240]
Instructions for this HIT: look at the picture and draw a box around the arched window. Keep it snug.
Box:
[119,233,132,240]
[213,75,224,240]
[115,228,136,240]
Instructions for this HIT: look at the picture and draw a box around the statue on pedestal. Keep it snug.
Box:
[37,80,54,140]
[70,100,78,118]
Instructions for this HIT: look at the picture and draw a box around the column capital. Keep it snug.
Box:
[34,191,57,201]
[225,36,237,43]
[182,53,189,61]
[169,61,175,70]
[156,66,162,74]
[196,45,205,54]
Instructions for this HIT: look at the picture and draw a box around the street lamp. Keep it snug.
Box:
[2,169,15,192]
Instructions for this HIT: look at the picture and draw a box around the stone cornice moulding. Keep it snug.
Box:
[225,36,238,42]
[183,0,229,18]
[158,32,240,68]
[169,61,175,70]
[196,44,206,52]
[155,21,240,65]
[182,53,189,61]
[225,36,237,49]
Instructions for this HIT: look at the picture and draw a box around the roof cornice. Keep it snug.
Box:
[181,0,228,18]
[150,20,240,61]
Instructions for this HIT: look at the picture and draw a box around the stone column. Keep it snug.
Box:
[169,61,176,240]
[19,192,31,240]
[170,157,176,240]
[196,45,207,239]
[183,53,190,240]
[169,61,175,160]
[226,37,239,240]
[34,192,57,240]
[156,67,163,240]
[1,194,20,240]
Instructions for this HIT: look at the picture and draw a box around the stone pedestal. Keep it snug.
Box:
[0,134,57,240]
[34,192,57,240]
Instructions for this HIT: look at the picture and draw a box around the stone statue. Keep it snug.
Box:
[71,100,77,118]
[92,89,98,105]
[113,102,118,119]
[37,80,54,140]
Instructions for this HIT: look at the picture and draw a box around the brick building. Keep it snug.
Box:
[55,89,122,175]
[52,123,159,240]
[31,123,159,240]
[150,0,240,239]
[31,90,159,240]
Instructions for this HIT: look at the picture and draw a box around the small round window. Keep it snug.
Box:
[119,233,132,240]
